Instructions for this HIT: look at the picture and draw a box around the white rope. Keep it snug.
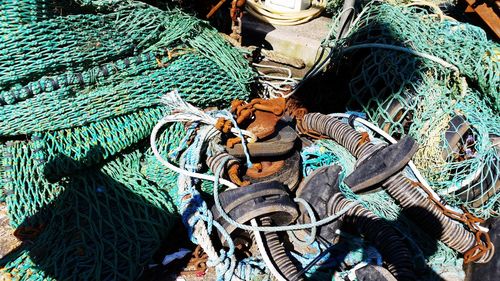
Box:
[253,63,299,99]
[159,90,257,142]
[150,92,251,276]
[151,115,241,191]
[250,219,288,281]
[177,126,247,281]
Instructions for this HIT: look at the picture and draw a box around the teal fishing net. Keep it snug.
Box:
[0,51,160,105]
[325,2,500,219]
[35,107,167,180]
[0,1,255,279]
[141,122,187,208]
[1,147,178,280]
[1,53,247,135]
[0,2,253,93]
[0,0,55,32]
[290,3,498,279]
[2,141,63,227]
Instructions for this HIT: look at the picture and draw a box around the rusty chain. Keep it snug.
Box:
[180,245,208,277]
[410,180,492,263]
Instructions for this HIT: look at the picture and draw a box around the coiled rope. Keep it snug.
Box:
[245,0,326,26]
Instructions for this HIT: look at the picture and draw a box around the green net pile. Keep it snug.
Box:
[326,2,499,219]
[0,2,252,95]
[0,1,254,279]
[2,144,179,280]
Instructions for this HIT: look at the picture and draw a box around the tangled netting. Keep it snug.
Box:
[0,1,252,94]
[327,2,500,219]
[2,144,179,280]
[0,0,55,32]
[301,137,465,280]
[325,0,456,15]
[1,53,247,135]
[0,1,255,280]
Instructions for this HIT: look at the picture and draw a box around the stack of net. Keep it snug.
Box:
[0,2,253,94]
[325,2,499,219]
[1,52,247,135]
[0,1,255,280]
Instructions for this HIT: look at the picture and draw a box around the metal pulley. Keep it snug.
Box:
[212,181,305,280]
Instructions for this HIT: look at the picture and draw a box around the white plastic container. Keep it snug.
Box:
[264,0,311,12]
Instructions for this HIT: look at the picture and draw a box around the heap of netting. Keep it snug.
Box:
[0,1,254,280]
[325,2,499,219]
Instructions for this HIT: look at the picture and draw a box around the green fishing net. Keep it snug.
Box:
[0,0,55,32]
[0,1,255,279]
[35,107,167,181]
[0,51,160,105]
[1,52,247,135]
[332,3,499,109]
[2,141,63,227]
[0,2,253,93]
[74,0,122,8]
[141,122,188,209]
[326,2,499,219]
[1,146,178,280]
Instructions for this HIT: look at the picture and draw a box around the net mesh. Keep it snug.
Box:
[35,107,167,181]
[0,53,247,136]
[1,146,179,280]
[2,141,63,227]
[0,1,254,279]
[0,0,55,32]
[0,2,253,93]
[0,51,160,105]
[326,2,500,219]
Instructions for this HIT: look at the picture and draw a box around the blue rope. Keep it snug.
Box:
[174,123,269,281]
[345,110,367,120]
[235,257,270,281]
[168,122,198,161]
